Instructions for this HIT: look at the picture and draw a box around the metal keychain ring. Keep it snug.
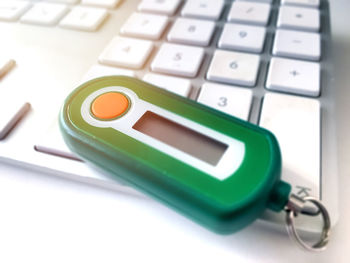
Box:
[285,196,331,252]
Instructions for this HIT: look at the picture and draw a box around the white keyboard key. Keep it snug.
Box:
[20,3,68,26]
[167,18,215,46]
[273,29,321,61]
[34,120,81,161]
[277,5,320,32]
[120,13,169,40]
[82,0,121,9]
[227,1,271,26]
[197,83,252,121]
[138,0,181,16]
[0,98,30,140]
[218,23,266,53]
[81,64,136,83]
[151,43,204,77]
[143,73,192,97]
[237,0,272,3]
[282,0,320,8]
[207,50,260,87]
[99,36,153,69]
[0,58,16,79]
[47,0,79,4]
[59,6,108,31]
[0,0,31,21]
[260,93,320,199]
[266,57,320,97]
[181,0,225,20]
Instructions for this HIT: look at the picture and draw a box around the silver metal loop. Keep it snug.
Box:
[285,195,331,252]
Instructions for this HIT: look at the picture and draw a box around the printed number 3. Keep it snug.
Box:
[218,97,228,107]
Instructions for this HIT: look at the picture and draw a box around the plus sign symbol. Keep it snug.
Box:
[289,70,299,77]
[229,61,238,70]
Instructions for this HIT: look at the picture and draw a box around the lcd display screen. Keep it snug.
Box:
[133,111,228,166]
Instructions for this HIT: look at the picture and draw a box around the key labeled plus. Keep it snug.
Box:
[266,57,320,97]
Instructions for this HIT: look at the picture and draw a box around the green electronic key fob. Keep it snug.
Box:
[59,76,293,234]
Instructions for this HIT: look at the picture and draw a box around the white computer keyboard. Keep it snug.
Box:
[0,0,338,232]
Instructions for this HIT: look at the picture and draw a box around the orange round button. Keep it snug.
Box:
[91,92,129,120]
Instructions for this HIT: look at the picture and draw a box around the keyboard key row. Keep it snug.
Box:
[1,0,322,35]
[137,0,273,26]
[0,1,110,31]
[121,13,217,47]
[266,57,320,97]
[46,0,121,8]
[119,14,320,61]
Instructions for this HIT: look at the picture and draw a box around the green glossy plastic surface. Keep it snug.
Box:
[60,76,291,234]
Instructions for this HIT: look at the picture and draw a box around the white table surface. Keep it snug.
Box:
[0,1,349,262]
